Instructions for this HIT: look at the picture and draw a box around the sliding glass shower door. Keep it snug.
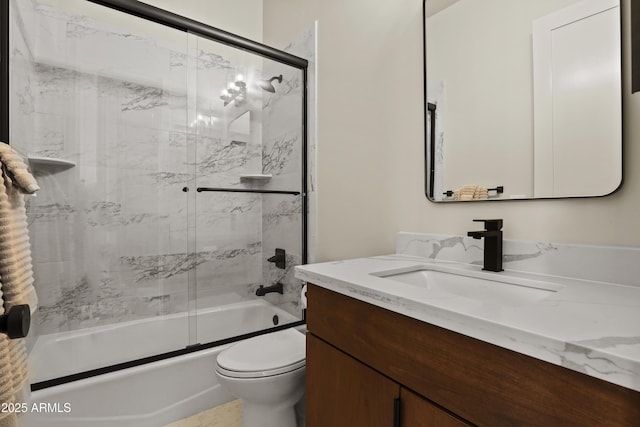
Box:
[8,0,306,386]
[189,35,306,344]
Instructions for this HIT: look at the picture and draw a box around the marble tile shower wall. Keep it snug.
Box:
[11,0,305,334]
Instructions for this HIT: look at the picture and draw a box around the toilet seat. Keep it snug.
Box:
[216,328,306,379]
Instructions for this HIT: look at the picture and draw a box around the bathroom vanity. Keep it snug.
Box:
[305,284,639,426]
[297,235,640,426]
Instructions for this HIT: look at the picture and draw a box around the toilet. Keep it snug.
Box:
[215,328,306,427]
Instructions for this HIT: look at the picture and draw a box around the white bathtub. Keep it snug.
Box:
[29,299,296,383]
[23,300,301,427]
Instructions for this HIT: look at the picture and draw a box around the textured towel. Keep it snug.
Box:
[0,143,39,311]
[453,185,488,201]
[0,143,39,426]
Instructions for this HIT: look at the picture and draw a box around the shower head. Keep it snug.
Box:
[256,75,283,93]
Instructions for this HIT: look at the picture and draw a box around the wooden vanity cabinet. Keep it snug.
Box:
[305,284,640,427]
[307,333,470,427]
[306,333,397,427]
[400,387,470,427]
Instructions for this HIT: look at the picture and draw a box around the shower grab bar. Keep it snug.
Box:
[196,187,301,195]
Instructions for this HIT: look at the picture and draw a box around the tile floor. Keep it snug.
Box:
[163,400,242,427]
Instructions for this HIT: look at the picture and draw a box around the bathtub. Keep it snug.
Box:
[23,300,301,427]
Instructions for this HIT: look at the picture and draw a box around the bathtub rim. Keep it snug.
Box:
[31,316,306,392]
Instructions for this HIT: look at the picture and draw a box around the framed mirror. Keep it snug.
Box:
[424,0,622,202]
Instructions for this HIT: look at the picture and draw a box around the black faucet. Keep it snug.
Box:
[256,282,284,296]
[467,219,504,272]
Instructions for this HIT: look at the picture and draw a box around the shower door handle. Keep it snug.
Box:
[0,304,31,339]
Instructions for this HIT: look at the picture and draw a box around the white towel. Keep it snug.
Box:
[0,143,39,425]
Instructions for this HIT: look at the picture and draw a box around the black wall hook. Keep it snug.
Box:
[0,304,30,339]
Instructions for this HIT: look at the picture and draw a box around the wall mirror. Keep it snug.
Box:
[424,0,622,202]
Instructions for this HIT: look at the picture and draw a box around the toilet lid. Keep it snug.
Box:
[216,328,306,378]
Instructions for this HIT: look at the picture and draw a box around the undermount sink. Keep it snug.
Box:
[372,265,563,307]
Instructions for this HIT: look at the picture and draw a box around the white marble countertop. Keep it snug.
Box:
[295,255,640,392]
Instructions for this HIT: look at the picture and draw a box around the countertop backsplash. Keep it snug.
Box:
[396,232,640,288]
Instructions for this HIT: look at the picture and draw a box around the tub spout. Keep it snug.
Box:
[256,282,284,296]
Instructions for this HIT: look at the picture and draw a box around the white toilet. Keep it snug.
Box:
[215,328,306,427]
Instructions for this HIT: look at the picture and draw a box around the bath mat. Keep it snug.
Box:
[163,399,242,427]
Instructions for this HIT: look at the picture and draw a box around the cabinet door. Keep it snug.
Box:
[401,388,472,427]
[306,333,400,427]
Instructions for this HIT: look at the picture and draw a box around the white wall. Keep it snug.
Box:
[263,0,640,262]
[264,1,417,260]
[138,0,263,42]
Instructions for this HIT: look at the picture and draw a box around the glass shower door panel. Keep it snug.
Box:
[192,191,304,344]
[190,34,305,345]
[11,0,192,383]
[193,191,264,341]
